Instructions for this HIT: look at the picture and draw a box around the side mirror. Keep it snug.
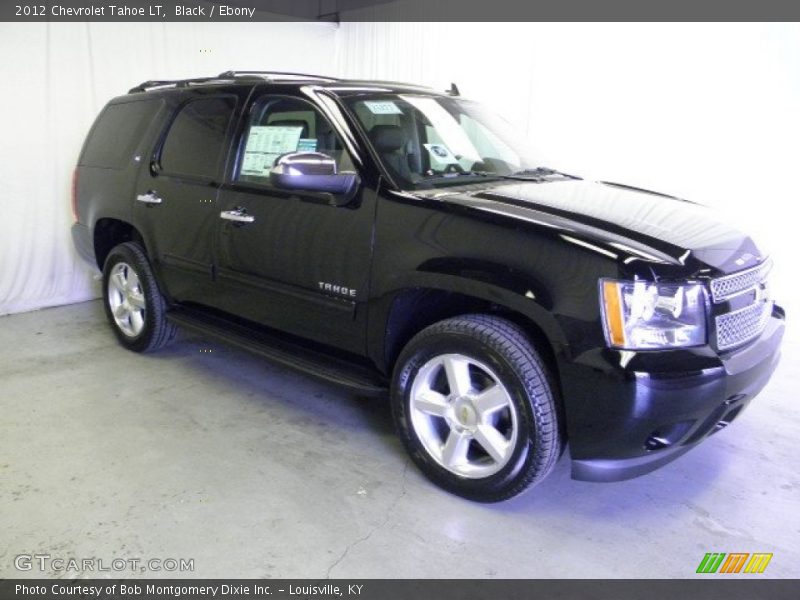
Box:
[269,152,359,198]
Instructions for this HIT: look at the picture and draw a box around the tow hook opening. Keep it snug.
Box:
[713,404,745,434]
[645,420,694,451]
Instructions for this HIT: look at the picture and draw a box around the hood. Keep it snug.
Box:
[421,179,764,276]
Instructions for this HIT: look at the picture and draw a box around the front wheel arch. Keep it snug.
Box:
[378,287,565,376]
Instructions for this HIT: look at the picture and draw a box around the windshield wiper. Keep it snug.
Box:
[504,167,578,180]
[420,167,578,187]
[422,170,503,183]
[420,171,503,188]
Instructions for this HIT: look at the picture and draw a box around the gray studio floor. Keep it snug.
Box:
[1,300,798,579]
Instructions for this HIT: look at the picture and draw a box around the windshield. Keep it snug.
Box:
[342,93,548,190]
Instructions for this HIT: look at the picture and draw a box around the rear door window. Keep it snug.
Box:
[159,96,237,179]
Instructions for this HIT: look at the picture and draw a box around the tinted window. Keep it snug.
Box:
[160,97,236,179]
[237,96,353,184]
[81,100,159,169]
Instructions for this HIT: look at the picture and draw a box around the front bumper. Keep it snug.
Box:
[562,308,785,482]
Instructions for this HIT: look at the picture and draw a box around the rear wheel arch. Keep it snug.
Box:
[93,218,146,270]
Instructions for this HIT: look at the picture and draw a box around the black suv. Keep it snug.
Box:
[71,71,784,501]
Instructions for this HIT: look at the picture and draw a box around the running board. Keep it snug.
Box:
[167,307,388,396]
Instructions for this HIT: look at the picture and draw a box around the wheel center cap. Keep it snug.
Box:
[451,397,477,431]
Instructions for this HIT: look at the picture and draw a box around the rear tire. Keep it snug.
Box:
[391,314,561,502]
[102,242,176,353]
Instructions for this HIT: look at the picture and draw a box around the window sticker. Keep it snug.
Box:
[364,100,403,115]
[297,138,318,152]
[404,95,481,162]
[240,125,304,176]
[424,143,459,166]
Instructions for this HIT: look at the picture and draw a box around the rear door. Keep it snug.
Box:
[134,91,240,302]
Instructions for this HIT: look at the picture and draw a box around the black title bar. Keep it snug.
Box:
[2,579,800,600]
[3,0,800,22]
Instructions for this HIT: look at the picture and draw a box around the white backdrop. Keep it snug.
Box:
[0,21,337,315]
[1,20,798,341]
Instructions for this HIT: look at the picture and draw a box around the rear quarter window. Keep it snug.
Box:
[80,99,159,169]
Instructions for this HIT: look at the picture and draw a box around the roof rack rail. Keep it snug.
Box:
[217,70,340,82]
[127,76,241,94]
[129,71,341,93]
[326,78,439,92]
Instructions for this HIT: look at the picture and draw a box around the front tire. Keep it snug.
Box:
[102,242,176,353]
[391,315,561,502]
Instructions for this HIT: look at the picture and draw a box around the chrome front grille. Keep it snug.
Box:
[710,259,772,302]
[716,300,772,350]
[711,259,773,351]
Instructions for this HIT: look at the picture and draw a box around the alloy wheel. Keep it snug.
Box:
[107,262,146,337]
[409,353,518,478]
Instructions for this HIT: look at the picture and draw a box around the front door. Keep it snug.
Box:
[211,93,376,354]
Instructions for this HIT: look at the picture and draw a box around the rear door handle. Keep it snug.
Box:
[136,191,162,205]
[220,209,255,224]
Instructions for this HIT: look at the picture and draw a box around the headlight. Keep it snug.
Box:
[599,279,707,349]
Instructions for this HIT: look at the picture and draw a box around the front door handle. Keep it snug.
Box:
[220,208,255,224]
[136,191,162,205]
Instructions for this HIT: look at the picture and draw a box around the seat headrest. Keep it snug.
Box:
[369,125,405,152]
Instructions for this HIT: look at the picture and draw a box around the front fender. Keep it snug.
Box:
[367,269,568,375]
